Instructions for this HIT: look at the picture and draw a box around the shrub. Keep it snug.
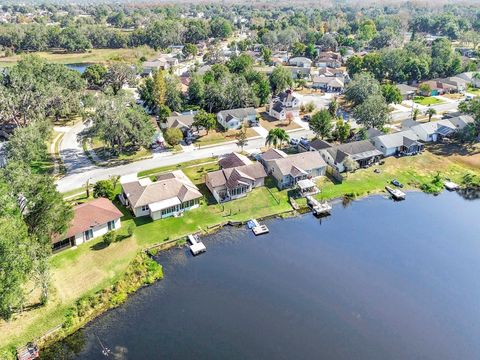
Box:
[305,101,316,113]
[164,128,183,146]
[103,231,116,246]
[127,223,134,237]
[93,180,115,200]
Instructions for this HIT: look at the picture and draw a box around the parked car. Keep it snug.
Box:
[290,138,300,146]
[391,179,404,188]
[302,115,311,121]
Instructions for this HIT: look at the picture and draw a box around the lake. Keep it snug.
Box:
[56,191,480,359]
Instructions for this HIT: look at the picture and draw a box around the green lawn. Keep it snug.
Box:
[0,176,292,355]
[89,137,152,165]
[467,87,480,95]
[316,150,478,200]
[137,157,218,178]
[413,96,444,106]
[5,149,479,356]
[0,47,157,66]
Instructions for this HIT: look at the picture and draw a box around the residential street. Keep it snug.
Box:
[56,127,313,193]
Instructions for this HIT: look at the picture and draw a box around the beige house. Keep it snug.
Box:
[206,153,267,203]
[120,171,202,220]
[261,150,327,189]
[52,198,122,252]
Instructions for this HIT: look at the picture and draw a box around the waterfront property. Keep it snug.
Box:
[262,150,327,189]
[216,107,257,130]
[120,171,202,220]
[52,198,122,251]
[407,116,475,142]
[206,153,267,203]
[319,140,383,173]
[372,130,424,157]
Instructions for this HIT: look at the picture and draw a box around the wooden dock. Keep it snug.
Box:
[306,196,332,216]
[248,219,269,236]
[385,186,406,200]
[187,234,206,255]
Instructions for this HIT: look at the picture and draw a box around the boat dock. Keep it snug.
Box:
[306,196,332,216]
[187,234,206,255]
[444,181,459,191]
[385,186,406,200]
[247,219,269,236]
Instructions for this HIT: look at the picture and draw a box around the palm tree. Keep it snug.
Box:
[265,128,290,148]
[412,108,420,121]
[425,107,437,122]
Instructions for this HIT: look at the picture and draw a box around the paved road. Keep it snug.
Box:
[56,127,313,193]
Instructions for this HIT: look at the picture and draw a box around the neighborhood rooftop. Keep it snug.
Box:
[120,171,202,209]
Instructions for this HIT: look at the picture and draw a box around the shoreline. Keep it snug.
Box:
[7,185,477,357]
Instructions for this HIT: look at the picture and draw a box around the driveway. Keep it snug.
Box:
[58,121,98,175]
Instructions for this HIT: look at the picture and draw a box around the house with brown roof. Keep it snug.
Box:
[206,153,267,203]
[52,198,123,252]
[120,170,202,220]
[262,151,327,189]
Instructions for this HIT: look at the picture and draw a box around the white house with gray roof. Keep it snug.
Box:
[320,140,383,173]
[372,130,423,157]
[217,107,257,130]
[120,171,202,220]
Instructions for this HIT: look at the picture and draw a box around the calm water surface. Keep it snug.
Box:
[69,192,480,360]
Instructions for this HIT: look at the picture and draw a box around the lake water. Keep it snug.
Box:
[57,191,480,359]
[65,63,91,74]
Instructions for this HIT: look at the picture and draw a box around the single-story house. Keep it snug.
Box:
[420,79,457,95]
[288,56,313,68]
[52,198,122,252]
[218,152,252,169]
[288,66,313,79]
[217,107,257,130]
[306,138,332,151]
[259,147,289,167]
[319,140,383,172]
[397,84,417,100]
[372,130,424,157]
[316,56,342,68]
[352,127,384,141]
[206,161,267,203]
[263,151,327,189]
[457,72,480,88]
[142,56,179,75]
[409,116,474,142]
[269,90,301,121]
[162,112,197,135]
[311,76,345,93]
[120,171,202,220]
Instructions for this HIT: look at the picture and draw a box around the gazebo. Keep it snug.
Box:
[297,179,319,196]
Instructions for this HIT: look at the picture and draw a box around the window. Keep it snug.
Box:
[84,229,93,241]
[107,220,116,231]
[141,205,149,212]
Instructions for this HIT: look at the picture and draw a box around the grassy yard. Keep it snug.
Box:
[195,127,259,147]
[89,137,152,165]
[137,157,218,178]
[413,96,444,106]
[5,149,480,355]
[0,47,157,66]
[467,87,480,95]
[316,150,479,201]
[0,175,292,355]
[259,112,302,131]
